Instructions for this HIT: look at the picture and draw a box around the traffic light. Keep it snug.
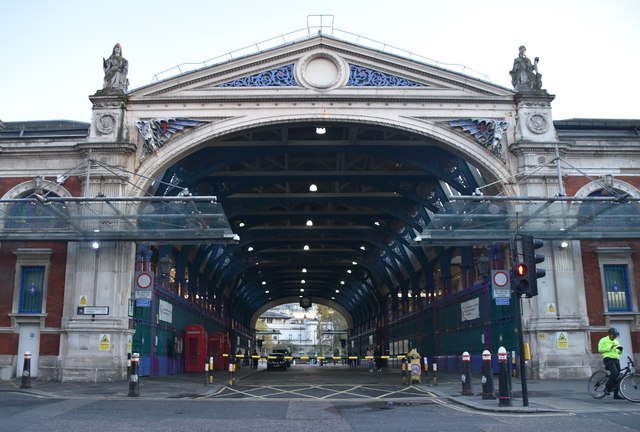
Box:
[520,234,546,298]
[512,261,529,295]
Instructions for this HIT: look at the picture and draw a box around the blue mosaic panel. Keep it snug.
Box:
[347,64,423,87]
[218,64,298,87]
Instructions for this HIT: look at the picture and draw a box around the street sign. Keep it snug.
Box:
[136,299,151,307]
[491,270,511,298]
[77,306,109,315]
[496,298,510,306]
[134,271,154,300]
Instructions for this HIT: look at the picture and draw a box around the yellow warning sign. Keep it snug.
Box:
[79,295,88,306]
[99,334,111,351]
[547,303,556,314]
[556,332,568,349]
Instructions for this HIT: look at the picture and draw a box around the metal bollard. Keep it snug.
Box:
[20,351,32,389]
[209,356,214,384]
[423,356,429,381]
[497,346,511,406]
[461,351,473,395]
[228,357,236,386]
[401,357,408,384]
[128,352,140,397]
[481,350,496,399]
[432,361,438,385]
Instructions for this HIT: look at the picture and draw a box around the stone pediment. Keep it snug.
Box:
[128,34,512,101]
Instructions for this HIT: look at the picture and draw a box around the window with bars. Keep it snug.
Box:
[18,266,45,313]
[603,264,632,312]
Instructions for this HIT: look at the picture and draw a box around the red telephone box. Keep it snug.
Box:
[208,332,230,370]
[184,325,207,373]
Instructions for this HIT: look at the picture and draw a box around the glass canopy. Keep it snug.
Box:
[423,196,640,242]
[0,195,235,244]
[0,195,638,244]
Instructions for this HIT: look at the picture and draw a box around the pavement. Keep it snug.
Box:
[1,366,638,414]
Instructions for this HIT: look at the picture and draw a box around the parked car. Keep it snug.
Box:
[266,352,287,371]
[271,348,292,368]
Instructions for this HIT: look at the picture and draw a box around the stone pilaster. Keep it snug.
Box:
[59,241,136,382]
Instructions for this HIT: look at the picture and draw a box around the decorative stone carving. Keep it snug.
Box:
[135,118,201,155]
[96,113,117,135]
[526,113,549,134]
[347,64,423,87]
[449,119,509,161]
[218,64,298,87]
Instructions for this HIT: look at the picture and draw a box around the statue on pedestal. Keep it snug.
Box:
[509,45,542,92]
[101,43,129,93]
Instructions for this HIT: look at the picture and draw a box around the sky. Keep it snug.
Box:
[1,0,638,123]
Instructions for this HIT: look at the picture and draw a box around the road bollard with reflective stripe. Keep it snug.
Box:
[128,352,140,397]
[481,350,495,399]
[497,347,511,406]
[204,362,209,386]
[432,361,438,385]
[461,351,473,395]
[20,351,31,389]
[209,356,214,384]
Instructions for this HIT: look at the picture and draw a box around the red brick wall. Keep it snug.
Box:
[564,176,640,196]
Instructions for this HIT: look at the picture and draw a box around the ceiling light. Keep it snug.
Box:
[247,246,254,252]
[238,222,245,227]
[90,241,100,250]
[347,270,352,274]
[315,127,326,135]
[335,289,340,293]
[352,261,357,265]
[360,245,366,250]
[302,268,307,273]
[374,221,380,226]
[560,240,569,248]
[309,184,318,192]
[261,281,266,285]
[340,281,345,285]
[300,288,305,292]
[265,290,269,294]
[301,279,306,284]
[304,245,310,251]
[306,220,313,226]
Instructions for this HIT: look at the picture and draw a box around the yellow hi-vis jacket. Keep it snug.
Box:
[598,335,622,360]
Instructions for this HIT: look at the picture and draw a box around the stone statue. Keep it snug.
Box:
[509,45,542,92]
[102,43,129,93]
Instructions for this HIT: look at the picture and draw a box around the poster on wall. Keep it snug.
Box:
[158,299,173,323]
[460,297,480,322]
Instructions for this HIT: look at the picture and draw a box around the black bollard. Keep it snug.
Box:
[497,347,511,406]
[20,351,32,389]
[209,356,214,384]
[401,357,408,385]
[128,352,140,397]
[204,362,209,386]
[461,351,473,395]
[481,350,496,399]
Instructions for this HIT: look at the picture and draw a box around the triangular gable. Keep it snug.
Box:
[129,34,512,99]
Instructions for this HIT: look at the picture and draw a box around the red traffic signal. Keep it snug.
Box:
[515,262,528,277]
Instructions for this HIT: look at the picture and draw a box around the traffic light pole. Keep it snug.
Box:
[511,236,529,407]
[513,291,529,406]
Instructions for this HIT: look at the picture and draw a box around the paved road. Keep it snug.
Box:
[1,363,639,432]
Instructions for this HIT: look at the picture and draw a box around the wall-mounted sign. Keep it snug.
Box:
[134,271,154,299]
[77,306,109,315]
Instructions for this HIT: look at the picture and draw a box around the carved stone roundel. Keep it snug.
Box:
[96,113,117,135]
[526,113,548,135]
[297,52,345,90]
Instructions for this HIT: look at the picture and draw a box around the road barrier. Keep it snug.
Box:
[20,351,31,389]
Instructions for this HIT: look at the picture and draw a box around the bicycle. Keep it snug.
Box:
[588,356,640,402]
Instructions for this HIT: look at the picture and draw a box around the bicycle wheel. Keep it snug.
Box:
[588,370,609,399]
[619,373,640,402]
